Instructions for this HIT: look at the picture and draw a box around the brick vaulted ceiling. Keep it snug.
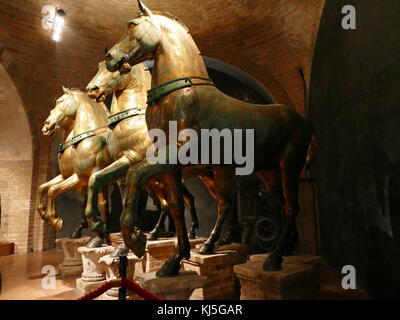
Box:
[0,0,325,250]
[0,0,325,129]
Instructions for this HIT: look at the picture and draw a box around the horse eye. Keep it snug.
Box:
[128,20,139,28]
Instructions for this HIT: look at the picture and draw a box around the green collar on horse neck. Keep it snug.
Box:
[58,129,98,154]
[107,107,146,128]
[147,76,214,105]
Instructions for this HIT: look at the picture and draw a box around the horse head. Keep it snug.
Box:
[43,87,79,136]
[86,61,134,102]
[105,1,161,72]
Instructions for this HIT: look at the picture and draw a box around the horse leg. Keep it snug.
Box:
[263,147,307,271]
[109,180,131,258]
[148,194,168,241]
[36,175,64,220]
[85,156,132,247]
[256,169,285,250]
[155,172,189,277]
[70,188,89,239]
[120,154,181,260]
[100,185,112,245]
[44,174,83,232]
[182,185,199,240]
[199,167,232,255]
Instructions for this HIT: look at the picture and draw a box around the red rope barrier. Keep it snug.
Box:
[78,280,113,300]
[121,279,161,300]
[77,279,161,300]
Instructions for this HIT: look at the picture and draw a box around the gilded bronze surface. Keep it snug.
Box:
[85,60,231,246]
[37,88,112,240]
[105,1,313,276]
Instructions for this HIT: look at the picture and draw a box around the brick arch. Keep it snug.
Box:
[198,42,295,109]
[0,43,36,253]
[0,42,54,253]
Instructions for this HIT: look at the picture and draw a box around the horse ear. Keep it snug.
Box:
[62,86,71,94]
[137,1,153,16]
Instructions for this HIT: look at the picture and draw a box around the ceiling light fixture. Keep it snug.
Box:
[41,5,66,42]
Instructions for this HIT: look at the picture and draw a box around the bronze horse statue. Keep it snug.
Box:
[84,60,234,254]
[105,1,312,276]
[38,88,112,245]
[85,61,200,245]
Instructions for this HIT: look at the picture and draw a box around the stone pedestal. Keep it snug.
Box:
[189,237,207,249]
[98,254,144,300]
[136,271,207,300]
[56,237,90,278]
[144,239,176,273]
[183,243,249,300]
[110,232,124,247]
[75,245,114,297]
[233,254,321,300]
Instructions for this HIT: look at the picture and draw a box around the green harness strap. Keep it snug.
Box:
[59,108,146,154]
[147,77,214,105]
[107,107,146,128]
[58,130,97,154]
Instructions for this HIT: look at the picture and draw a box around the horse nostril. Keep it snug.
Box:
[105,53,112,61]
[90,86,99,92]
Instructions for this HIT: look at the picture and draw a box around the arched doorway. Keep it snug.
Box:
[0,63,33,254]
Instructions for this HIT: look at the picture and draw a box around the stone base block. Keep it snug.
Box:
[249,253,321,268]
[144,239,176,273]
[110,233,124,247]
[57,264,83,279]
[189,237,207,249]
[136,271,207,300]
[234,255,321,300]
[98,253,144,300]
[78,245,115,282]
[183,243,248,300]
[56,237,90,278]
[75,278,106,298]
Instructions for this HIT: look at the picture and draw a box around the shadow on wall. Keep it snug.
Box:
[309,0,400,298]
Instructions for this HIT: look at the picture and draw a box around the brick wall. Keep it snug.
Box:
[0,0,325,252]
[0,161,33,253]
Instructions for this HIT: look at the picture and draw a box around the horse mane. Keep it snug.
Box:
[69,88,109,115]
[152,10,189,32]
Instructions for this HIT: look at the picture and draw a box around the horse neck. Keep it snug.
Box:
[111,85,148,114]
[61,122,74,142]
[152,18,209,86]
[74,97,108,135]
[110,64,151,114]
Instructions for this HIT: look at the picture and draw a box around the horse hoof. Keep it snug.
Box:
[263,254,283,271]
[90,220,106,233]
[86,236,103,248]
[49,217,63,232]
[188,231,196,240]
[199,243,214,255]
[37,208,46,220]
[130,231,147,258]
[110,244,129,258]
[147,231,159,241]
[156,258,181,278]
[70,231,82,239]
[217,236,232,246]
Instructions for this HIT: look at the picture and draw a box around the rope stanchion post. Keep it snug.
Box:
[118,255,128,300]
